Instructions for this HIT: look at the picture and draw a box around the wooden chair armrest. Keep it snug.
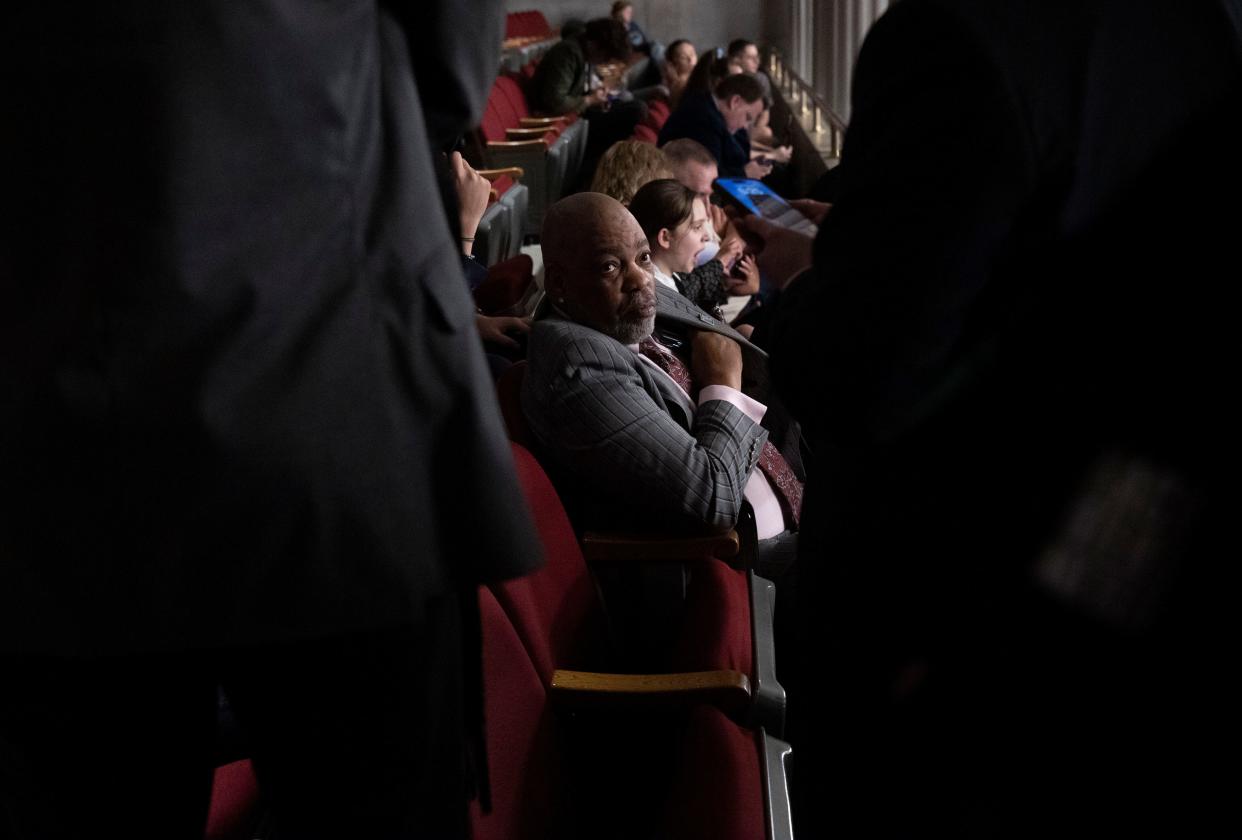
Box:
[550,669,751,714]
[486,139,547,151]
[519,116,563,128]
[505,127,550,140]
[476,166,525,182]
[581,530,741,564]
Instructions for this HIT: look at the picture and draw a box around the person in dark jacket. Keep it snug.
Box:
[739,0,1242,835]
[0,2,543,838]
[529,17,646,185]
[658,72,771,180]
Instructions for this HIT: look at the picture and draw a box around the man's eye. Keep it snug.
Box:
[638,252,652,264]
[601,261,619,273]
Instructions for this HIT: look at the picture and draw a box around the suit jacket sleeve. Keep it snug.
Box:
[389,0,504,148]
[524,328,768,531]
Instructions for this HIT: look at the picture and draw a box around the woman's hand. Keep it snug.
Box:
[450,151,491,256]
[727,253,761,295]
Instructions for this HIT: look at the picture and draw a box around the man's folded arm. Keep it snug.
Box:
[528,338,768,530]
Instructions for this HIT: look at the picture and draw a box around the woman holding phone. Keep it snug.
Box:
[628,179,758,318]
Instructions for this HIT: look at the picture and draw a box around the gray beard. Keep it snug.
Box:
[606,312,656,345]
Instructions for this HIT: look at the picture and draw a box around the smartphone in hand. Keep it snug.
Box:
[713,178,818,236]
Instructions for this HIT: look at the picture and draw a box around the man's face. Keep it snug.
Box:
[555,206,657,344]
[739,45,760,74]
[722,95,763,134]
[673,159,718,202]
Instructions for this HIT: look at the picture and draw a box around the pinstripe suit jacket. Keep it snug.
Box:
[522,284,770,534]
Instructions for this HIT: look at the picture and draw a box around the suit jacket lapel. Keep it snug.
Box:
[652,283,771,399]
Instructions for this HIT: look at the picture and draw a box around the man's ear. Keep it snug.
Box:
[728,95,743,113]
[544,264,565,300]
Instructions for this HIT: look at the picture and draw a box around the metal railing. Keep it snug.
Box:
[765,48,847,161]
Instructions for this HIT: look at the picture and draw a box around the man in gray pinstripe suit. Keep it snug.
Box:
[522,193,799,569]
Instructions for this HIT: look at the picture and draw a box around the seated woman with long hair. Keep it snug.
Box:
[627,179,757,319]
[662,39,698,107]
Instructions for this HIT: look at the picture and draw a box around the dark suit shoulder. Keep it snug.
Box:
[526,318,648,390]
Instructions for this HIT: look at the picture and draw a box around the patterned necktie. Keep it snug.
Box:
[638,336,693,394]
[637,336,803,529]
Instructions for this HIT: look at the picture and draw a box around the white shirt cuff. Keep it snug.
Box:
[698,385,767,425]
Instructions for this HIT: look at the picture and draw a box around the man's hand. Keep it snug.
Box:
[716,232,746,271]
[727,253,760,296]
[475,315,531,349]
[767,144,793,164]
[734,215,814,290]
[691,330,743,392]
[789,198,832,225]
[586,87,610,108]
[450,151,491,255]
[707,201,731,239]
[743,159,773,180]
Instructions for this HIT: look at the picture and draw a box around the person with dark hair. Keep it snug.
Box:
[726,39,771,101]
[660,139,761,323]
[662,38,698,107]
[530,17,632,117]
[628,179,756,318]
[611,0,649,52]
[737,0,1242,835]
[681,47,730,100]
[659,72,771,180]
[724,38,784,158]
[530,16,646,187]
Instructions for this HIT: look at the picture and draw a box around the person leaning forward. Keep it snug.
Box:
[521,193,804,581]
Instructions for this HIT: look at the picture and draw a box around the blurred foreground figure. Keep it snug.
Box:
[0,3,541,838]
[748,0,1242,835]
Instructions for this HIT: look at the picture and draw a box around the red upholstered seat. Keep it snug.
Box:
[674,557,754,677]
[205,759,260,840]
[643,99,671,134]
[481,81,519,143]
[663,705,768,840]
[495,364,788,736]
[631,123,659,144]
[469,587,561,840]
[497,74,578,131]
[471,583,789,840]
[499,439,760,690]
[497,442,613,680]
[473,253,534,315]
[504,11,555,42]
[496,362,535,450]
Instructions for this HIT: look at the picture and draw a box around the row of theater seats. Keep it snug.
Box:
[475,74,589,240]
[471,65,673,258]
[504,10,556,44]
[471,441,793,840]
[501,10,559,72]
[204,436,794,840]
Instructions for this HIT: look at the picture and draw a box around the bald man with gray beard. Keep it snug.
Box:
[522,194,803,578]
